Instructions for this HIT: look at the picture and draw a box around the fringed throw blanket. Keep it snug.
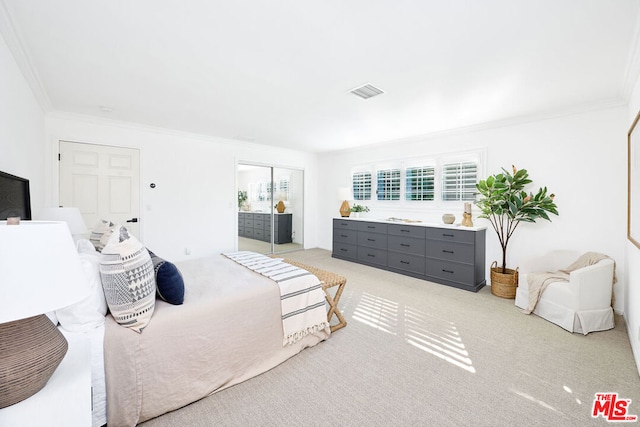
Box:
[223,251,330,345]
[524,251,616,314]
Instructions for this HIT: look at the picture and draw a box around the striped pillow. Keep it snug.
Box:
[100,225,156,333]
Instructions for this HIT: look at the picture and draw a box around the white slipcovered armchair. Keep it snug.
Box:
[514,250,615,335]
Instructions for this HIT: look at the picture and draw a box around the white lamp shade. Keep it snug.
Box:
[38,207,88,237]
[338,187,352,201]
[0,221,89,324]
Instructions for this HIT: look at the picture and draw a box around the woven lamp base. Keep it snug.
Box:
[0,314,68,408]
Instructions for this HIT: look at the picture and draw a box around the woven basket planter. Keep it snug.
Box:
[490,261,519,299]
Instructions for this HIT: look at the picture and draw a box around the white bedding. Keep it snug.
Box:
[103,253,330,426]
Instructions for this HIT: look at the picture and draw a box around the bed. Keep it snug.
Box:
[59,237,330,427]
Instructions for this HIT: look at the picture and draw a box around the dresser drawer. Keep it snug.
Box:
[357,221,388,234]
[333,219,357,230]
[425,241,475,264]
[425,228,475,244]
[243,228,254,238]
[387,223,426,238]
[253,219,264,228]
[387,235,426,256]
[238,225,245,235]
[253,228,266,240]
[244,219,254,228]
[239,213,254,220]
[426,259,474,285]
[357,231,387,249]
[333,242,357,260]
[238,217,245,227]
[333,228,357,245]
[388,252,425,275]
[357,246,387,266]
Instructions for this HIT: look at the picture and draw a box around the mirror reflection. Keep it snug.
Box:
[237,164,303,254]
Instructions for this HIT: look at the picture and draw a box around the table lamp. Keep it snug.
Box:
[0,220,89,408]
[38,207,88,242]
[338,187,352,217]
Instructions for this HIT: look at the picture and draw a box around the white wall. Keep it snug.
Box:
[627,78,640,375]
[44,113,318,261]
[317,106,628,314]
[0,31,45,212]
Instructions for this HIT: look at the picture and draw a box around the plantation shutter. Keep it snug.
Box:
[441,161,477,201]
[352,171,372,201]
[405,166,435,201]
[377,169,401,200]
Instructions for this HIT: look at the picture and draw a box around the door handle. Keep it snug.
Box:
[126,218,139,223]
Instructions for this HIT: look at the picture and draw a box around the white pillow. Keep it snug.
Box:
[100,225,156,333]
[56,251,108,332]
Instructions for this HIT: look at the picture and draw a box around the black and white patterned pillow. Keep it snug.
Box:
[100,225,156,333]
[90,219,115,252]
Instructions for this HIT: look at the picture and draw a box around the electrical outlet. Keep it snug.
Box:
[185,248,191,255]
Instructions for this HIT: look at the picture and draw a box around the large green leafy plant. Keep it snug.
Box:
[476,166,558,273]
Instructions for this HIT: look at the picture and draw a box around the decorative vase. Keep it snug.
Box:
[276,200,286,213]
[490,261,519,299]
[442,213,455,224]
[461,212,473,227]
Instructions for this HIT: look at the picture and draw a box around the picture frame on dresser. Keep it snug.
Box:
[629,110,640,249]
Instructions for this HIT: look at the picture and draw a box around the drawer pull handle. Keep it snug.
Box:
[401,260,410,265]
[340,248,347,252]
[367,254,375,257]
[341,234,348,238]
[401,243,410,247]
[442,250,454,254]
[367,238,375,242]
[443,233,454,237]
[367,226,375,229]
[401,229,410,233]
[442,269,454,274]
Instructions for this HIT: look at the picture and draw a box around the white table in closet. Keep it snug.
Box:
[0,329,92,426]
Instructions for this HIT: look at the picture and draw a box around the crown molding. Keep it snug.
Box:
[328,98,627,155]
[0,0,52,112]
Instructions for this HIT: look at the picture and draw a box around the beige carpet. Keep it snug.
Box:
[140,249,640,427]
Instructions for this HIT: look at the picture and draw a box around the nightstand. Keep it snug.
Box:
[0,329,92,426]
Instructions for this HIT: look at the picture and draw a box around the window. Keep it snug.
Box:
[441,161,477,201]
[278,178,290,200]
[352,171,372,201]
[350,149,484,207]
[377,169,401,200]
[406,166,435,201]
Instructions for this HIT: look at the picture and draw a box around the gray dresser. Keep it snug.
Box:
[333,218,486,292]
[238,212,292,244]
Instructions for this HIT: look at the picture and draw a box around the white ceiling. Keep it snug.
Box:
[2,1,640,152]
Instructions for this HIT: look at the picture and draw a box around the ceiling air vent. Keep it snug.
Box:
[349,83,384,100]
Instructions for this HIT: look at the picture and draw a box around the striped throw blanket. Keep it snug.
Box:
[223,251,330,345]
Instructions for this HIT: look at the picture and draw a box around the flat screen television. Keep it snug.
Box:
[0,171,32,220]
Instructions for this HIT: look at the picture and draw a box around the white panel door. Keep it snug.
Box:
[59,141,141,238]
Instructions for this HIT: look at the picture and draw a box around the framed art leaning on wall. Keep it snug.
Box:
[629,110,640,249]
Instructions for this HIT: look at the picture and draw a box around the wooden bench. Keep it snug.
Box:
[279,258,347,333]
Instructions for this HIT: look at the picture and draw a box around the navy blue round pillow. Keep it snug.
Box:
[147,250,185,305]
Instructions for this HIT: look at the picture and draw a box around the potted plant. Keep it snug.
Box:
[350,204,370,218]
[475,165,558,298]
[238,190,248,211]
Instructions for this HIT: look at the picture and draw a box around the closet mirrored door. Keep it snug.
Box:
[237,164,303,254]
